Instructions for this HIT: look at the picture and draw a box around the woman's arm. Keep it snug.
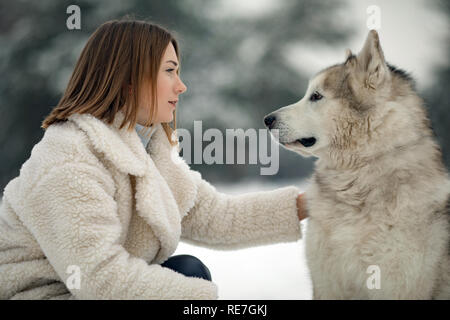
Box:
[181,173,305,249]
[21,162,217,299]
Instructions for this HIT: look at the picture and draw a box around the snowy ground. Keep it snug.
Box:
[174,178,313,300]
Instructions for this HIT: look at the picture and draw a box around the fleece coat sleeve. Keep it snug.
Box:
[20,162,217,300]
[181,174,302,249]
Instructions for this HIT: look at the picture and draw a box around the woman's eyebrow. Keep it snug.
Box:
[166,60,178,66]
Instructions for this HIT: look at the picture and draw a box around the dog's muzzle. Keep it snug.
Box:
[264,114,317,148]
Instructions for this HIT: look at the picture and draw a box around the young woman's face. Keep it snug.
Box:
[137,42,187,125]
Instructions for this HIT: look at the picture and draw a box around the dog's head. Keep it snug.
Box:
[264,30,422,161]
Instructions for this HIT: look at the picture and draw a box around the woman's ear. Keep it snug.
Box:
[356,30,390,89]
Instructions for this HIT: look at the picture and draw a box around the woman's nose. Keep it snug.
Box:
[176,78,187,94]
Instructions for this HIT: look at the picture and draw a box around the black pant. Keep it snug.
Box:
[161,254,212,281]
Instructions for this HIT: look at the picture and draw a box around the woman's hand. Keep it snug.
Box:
[297,193,308,221]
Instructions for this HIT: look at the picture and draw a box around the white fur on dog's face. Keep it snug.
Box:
[266,72,334,158]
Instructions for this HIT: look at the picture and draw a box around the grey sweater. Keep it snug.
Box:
[135,123,156,150]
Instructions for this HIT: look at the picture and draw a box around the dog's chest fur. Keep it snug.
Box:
[304,168,381,292]
[303,155,450,299]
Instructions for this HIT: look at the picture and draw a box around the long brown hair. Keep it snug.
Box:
[41,18,180,145]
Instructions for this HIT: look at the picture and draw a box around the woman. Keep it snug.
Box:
[0,19,307,300]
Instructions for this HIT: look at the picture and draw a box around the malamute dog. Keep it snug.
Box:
[264,30,450,299]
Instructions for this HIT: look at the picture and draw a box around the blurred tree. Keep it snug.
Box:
[423,0,450,171]
[424,66,450,171]
[0,0,351,194]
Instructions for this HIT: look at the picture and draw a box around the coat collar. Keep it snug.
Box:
[69,111,151,177]
[68,111,199,263]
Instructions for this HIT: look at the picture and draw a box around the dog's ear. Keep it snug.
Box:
[344,49,356,67]
[356,30,390,89]
[345,49,352,61]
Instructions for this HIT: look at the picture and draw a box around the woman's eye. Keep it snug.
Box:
[310,91,323,102]
[166,69,175,73]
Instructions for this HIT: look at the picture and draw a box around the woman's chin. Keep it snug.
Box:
[164,116,174,123]
[158,114,175,124]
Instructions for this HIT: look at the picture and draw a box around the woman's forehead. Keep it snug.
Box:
[163,43,178,62]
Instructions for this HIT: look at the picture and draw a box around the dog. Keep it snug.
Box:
[264,30,450,299]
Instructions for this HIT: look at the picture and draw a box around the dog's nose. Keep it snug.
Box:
[264,115,276,129]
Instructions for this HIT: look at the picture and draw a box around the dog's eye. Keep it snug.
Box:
[309,91,323,102]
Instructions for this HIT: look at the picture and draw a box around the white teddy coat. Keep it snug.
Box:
[0,111,302,300]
